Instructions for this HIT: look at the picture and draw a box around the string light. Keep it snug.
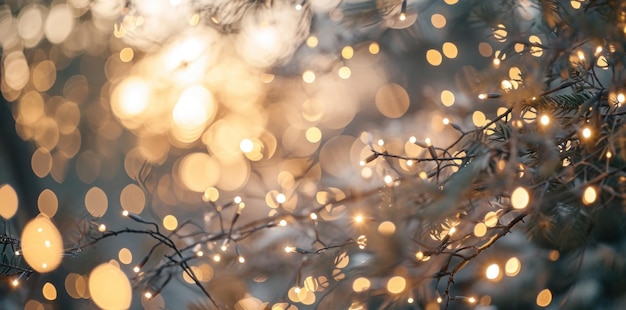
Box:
[383,175,393,185]
[144,292,153,299]
[354,214,364,223]
[511,187,530,209]
[485,263,500,280]
[279,219,287,227]
[98,224,106,232]
[238,256,245,264]
[582,186,597,205]
[12,279,19,287]
[448,227,457,236]
[539,114,550,125]
[213,254,221,262]
[284,246,295,253]
[581,127,592,139]
[276,193,286,204]
[133,266,140,273]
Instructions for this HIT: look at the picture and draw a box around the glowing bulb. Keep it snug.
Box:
[122,210,129,217]
[310,213,318,220]
[302,70,316,83]
[133,266,140,273]
[595,46,603,55]
[279,219,287,227]
[276,193,286,204]
[354,215,364,223]
[606,151,613,159]
[384,175,393,185]
[443,117,450,125]
[377,139,385,146]
[12,279,19,287]
[213,254,221,262]
[285,246,295,253]
[98,224,106,232]
[617,93,625,104]
[220,245,228,252]
[294,287,301,294]
[511,187,530,209]
[238,256,245,263]
[144,292,153,299]
[485,263,500,280]
[415,251,424,261]
[196,251,204,257]
[468,297,477,304]
[582,127,591,139]
[478,93,487,100]
[582,186,597,205]
[505,257,521,276]
[540,115,550,125]
[493,58,501,66]
[436,296,443,303]
[399,13,406,21]
[406,159,414,166]
[295,4,303,10]
[359,160,366,166]
[448,227,457,236]
[239,139,254,153]
[408,297,414,303]
[234,196,242,204]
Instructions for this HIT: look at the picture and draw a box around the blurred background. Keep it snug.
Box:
[2,0,626,309]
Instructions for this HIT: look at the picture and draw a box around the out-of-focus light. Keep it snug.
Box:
[582,127,592,139]
[511,187,530,209]
[582,186,597,205]
[369,42,380,54]
[302,70,316,83]
[383,175,393,185]
[240,139,254,153]
[485,264,500,280]
[276,193,286,204]
[111,77,150,119]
